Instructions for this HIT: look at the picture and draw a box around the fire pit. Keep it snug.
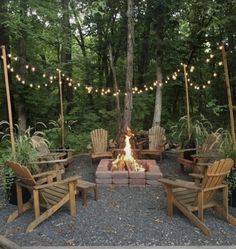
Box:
[96,127,162,186]
[96,159,162,186]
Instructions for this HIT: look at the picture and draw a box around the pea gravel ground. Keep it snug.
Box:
[1,153,236,247]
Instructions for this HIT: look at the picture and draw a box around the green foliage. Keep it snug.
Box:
[206,99,226,117]
[221,131,236,199]
[0,122,41,170]
[171,115,212,148]
[66,132,90,153]
[132,93,155,131]
[14,133,38,170]
[0,0,236,156]
[227,171,236,201]
[221,131,236,163]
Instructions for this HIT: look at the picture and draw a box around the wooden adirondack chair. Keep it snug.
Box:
[6,161,80,232]
[31,135,75,168]
[90,129,113,160]
[177,132,222,171]
[140,126,166,161]
[159,159,236,237]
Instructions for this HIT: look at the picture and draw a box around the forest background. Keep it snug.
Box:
[0,0,235,152]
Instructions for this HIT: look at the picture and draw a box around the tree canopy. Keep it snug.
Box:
[0,0,235,151]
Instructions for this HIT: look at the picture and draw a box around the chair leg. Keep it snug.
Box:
[213,186,236,227]
[214,205,236,226]
[166,185,173,217]
[69,182,76,216]
[197,191,204,221]
[26,194,70,233]
[33,189,40,219]
[7,202,32,223]
[16,183,23,214]
[94,186,98,201]
[82,190,87,206]
[174,200,211,237]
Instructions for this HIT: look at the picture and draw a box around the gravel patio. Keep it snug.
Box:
[1,153,236,247]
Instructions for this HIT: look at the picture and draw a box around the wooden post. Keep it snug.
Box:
[58,70,65,148]
[1,46,16,159]
[221,44,236,145]
[183,64,191,140]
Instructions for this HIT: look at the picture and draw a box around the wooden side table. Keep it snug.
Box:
[76,180,98,206]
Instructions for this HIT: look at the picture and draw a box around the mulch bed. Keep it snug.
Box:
[0,153,236,246]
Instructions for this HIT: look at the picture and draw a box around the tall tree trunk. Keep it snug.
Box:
[16,0,28,134]
[0,0,10,120]
[61,0,73,111]
[108,44,122,135]
[123,0,134,130]
[153,65,162,126]
[108,44,120,112]
[137,0,151,86]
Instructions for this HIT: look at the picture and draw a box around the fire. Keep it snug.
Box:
[111,127,145,172]
[124,134,133,160]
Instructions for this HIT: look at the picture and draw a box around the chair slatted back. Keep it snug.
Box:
[6,161,62,208]
[91,129,108,153]
[7,161,37,186]
[31,135,50,156]
[148,126,166,150]
[200,133,222,154]
[193,159,234,206]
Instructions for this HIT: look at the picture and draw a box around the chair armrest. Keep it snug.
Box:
[33,170,60,178]
[191,153,221,159]
[158,178,200,190]
[50,149,75,152]
[30,158,69,165]
[33,176,82,190]
[196,162,213,167]
[189,173,204,179]
[177,148,196,153]
[38,152,67,157]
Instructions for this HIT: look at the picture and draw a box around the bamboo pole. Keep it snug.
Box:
[58,69,65,148]
[183,64,191,140]
[221,44,236,144]
[1,46,16,159]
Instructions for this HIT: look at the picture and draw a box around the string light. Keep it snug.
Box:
[190,66,195,72]
[3,43,228,95]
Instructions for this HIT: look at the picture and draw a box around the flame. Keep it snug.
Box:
[124,135,133,161]
[112,127,145,172]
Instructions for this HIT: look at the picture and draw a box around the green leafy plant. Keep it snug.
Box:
[44,118,78,148]
[0,146,13,204]
[0,124,45,203]
[227,171,236,203]
[171,115,212,149]
[221,131,236,163]
[14,133,38,171]
[221,131,236,202]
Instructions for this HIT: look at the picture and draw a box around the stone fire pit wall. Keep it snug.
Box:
[96,159,162,187]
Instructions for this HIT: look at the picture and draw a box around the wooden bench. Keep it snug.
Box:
[76,180,98,206]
